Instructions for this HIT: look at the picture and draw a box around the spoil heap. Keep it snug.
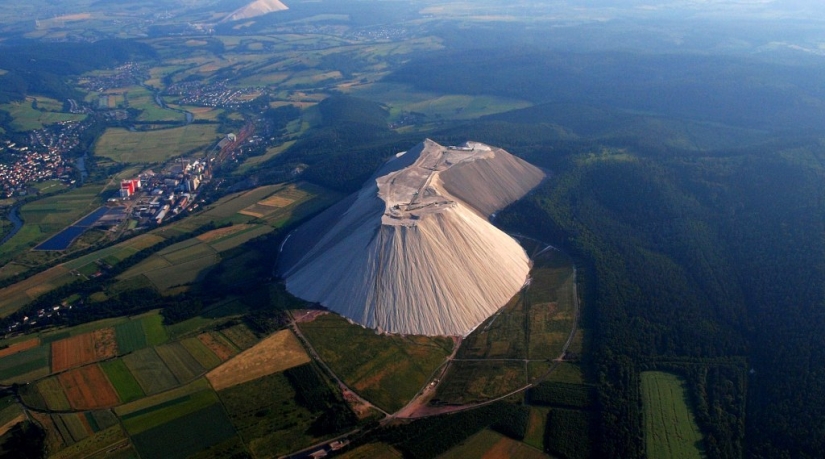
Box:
[222,0,288,22]
[278,139,545,336]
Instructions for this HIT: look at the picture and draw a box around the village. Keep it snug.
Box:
[0,120,95,198]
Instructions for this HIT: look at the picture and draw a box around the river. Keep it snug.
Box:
[1,205,23,246]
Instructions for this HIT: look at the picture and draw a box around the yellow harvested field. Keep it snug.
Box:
[207,329,310,391]
[237,207,267,218]
[196,224,254,242]
[259,195,295,208]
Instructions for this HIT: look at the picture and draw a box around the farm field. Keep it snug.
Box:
[0,395,24,435]
[299,313,453,412]
[206,328,309,391]
[338,443,404,459]
[118,237,220,294]
[119,388,220,435]
[438,429,549,459]
[100,359,145,403]
[217,323,258,350]
[58,365,121,410]
[524,407,550,450]
[435,360,527,405]
[0,342,50,383]
[130,402,237,459]
[346,82,531,123]
[155,342,206,382]
[641,371,705,459]
[219,368,330,457]
[35,377,71,411]
[0,99,87,131]
[47,425,130,459]
[198,332,239,361]
[179,337,223,369]
[51,328,116,372]
[94,124,218,163]
[0,184,104,263]
[62,233,165,270]
[457,248,576,361]
[0,233,167,316]
[114,378,211,417]
[0,337,40,358]
[122,347,179,395]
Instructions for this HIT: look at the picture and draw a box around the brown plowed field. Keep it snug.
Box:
[52,334,97,372]
[93,328,118,360]
[58,365,120,409]
[0,338,40,359]
[196,224,253,242]
[197,333,236,361]
[52,328,117,372]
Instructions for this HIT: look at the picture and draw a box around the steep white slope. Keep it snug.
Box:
[279,139,545,336]
[222,0,288,22]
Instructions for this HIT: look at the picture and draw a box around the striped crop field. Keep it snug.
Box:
[641,371,705,459]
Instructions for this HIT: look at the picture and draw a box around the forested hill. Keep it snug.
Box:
[0,39,155,103]
[386,50,825,132]
[494,131,825,458]
[263,96,421,192]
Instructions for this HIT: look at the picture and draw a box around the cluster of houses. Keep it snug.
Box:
[0,118,99,197]
[164,80,263,108]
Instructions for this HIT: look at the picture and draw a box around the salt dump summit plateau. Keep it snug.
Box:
[278,139,545,336]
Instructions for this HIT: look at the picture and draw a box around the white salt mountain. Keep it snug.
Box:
[278,139,545,336]
[222,0,288,22]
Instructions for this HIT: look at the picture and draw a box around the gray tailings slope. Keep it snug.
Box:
[278,139,545,336]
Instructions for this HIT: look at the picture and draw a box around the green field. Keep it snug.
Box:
[439,429,549,459]
[0,396,23,426]
[130,403,237,459]
[62,234,165,270]
[347,82,531,123]
[37,377,72,411]
[218,371,324,457]
[524,407,550,451]
[120,389,219,435]
[155,342,205,382]
[0,98,87,131]
[114,320,147,354]
[140,312,168,345]
[0,185,104,262]
[338,443,403,459]
[457,248,576,361]
[0,343,50,383]
[119,238,220,294]
[217,324,258,350]
[100,359,145,403]
[545,362,584,384]
[94,124,218,163]
[179,337,223,369]
[299,313,453,412]
[641,371,705,459]
[434,361,527,405]
[122,348,179,395]
[48,425,128,459]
